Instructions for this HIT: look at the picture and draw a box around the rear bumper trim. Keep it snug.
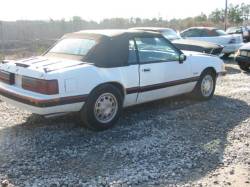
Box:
[0,87,88,108]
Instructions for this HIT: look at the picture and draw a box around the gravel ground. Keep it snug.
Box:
[0,58,249,187]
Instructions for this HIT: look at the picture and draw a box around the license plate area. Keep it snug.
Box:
[15,74,22,87]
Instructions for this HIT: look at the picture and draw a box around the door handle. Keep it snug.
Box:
[142,68,151,72]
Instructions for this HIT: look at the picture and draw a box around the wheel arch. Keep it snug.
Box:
[88,81,126,99]
[201,67,217,77]
[193,67,217,91]
[191,66,217,100]
[80,81,125,131]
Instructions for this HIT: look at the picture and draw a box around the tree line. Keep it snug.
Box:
[0,3,249,51]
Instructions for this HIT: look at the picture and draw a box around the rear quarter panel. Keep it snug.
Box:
[53,64,139,105]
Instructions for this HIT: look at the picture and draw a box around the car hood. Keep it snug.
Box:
[182,50,217,57]
[173,39,222,48]
[182,50,204,56]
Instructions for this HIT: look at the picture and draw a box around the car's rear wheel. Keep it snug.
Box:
[80,84,123,131]
[238,62,250,72]
[192,69,216,100]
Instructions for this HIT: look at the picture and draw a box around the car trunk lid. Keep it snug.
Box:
[0,56,87,76]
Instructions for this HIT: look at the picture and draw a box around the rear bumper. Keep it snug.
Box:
[222,43,244,54]
[0,86,87,115]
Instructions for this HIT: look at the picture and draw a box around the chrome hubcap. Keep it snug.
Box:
[94,93,118,123]
[201,75,214,97]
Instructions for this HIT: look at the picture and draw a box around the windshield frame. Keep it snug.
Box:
[161,29,182,41]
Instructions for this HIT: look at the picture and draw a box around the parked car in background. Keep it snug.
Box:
[235,43,250,71]
[180,27,244,57]
[131,27,224,56]
[0,30,225,131]
[226,26,250,42]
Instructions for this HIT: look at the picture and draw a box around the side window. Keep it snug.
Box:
[181,30,193,37]
[128,40,138,65]
[206,29,219,37]
[193,29,205,37]
[135,37,180,63]
[182,29,202,37]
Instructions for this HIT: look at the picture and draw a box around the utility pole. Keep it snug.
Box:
[224,0,228,31]
[0,21,5,60]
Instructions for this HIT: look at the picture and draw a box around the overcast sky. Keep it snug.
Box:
[0,0,249,21]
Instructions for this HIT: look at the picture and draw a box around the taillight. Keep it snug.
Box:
[0,70,15,85]
[22,76,58,95]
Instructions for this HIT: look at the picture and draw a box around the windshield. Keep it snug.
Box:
[162,30,181,41]
[49,38,96,56]
[216,29,227,36]
[226,27,237,33]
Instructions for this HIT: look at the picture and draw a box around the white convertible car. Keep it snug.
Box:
[0,30,225,131]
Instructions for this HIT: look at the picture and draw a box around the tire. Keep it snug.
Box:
[80,84,123,131]
[238,62,250,72]
[192,69,216,100]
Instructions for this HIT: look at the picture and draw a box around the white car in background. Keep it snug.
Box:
[181,27,244,57]
[131,27,224,56]
[0,30,225,131]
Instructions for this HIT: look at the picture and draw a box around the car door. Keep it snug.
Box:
[134,36,194,104]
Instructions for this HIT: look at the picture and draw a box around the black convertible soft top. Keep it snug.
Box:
[61,30,164,68]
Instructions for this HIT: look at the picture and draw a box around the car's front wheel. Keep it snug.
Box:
[80,84,123,131]
[193,70,216,100]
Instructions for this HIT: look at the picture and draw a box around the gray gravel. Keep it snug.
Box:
[0,58,249,187]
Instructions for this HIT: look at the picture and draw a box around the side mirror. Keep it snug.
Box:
[179,54,186,63]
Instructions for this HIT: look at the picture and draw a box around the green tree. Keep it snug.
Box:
[209,3,250,25]
[241,3,250,21]
[228,4,243,24]
[195,13,208,22]
[209,8,224,23]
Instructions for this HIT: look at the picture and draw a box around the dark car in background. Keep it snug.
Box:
[131,27,224,56]
[226,26,250,42]
[235,43,250,71]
